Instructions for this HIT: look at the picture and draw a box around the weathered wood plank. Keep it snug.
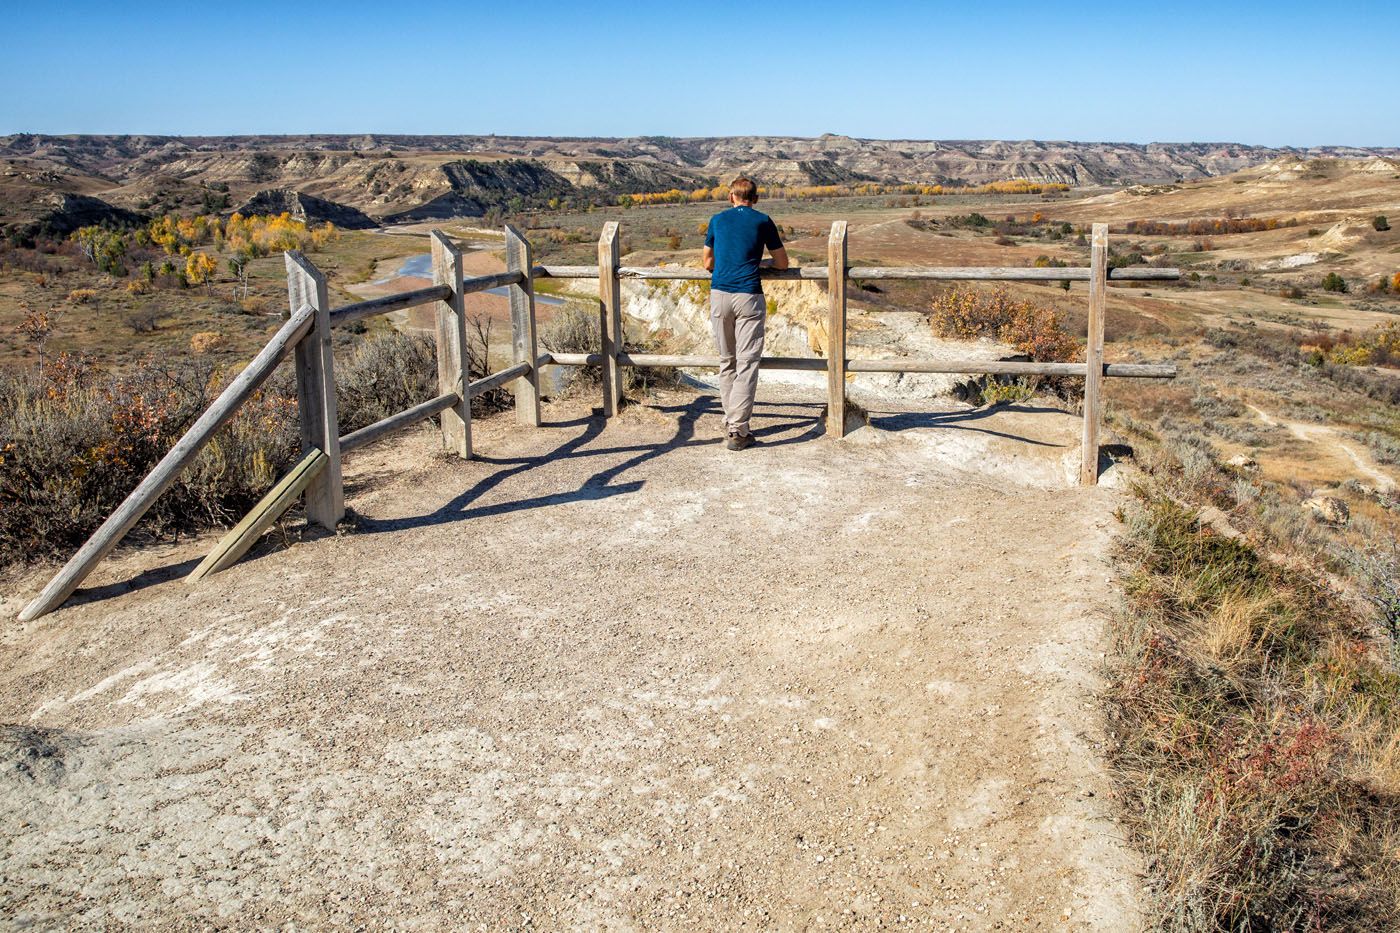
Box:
[598,222,623,417]
[533,265,597,279]
[547,352,604,366]
[504,226,540,427]
[328,285,451,329]
[17,304,316,622]
[339,391,460,454]
[619,354,828,370]
[469,362,529,397]
[461,270,524,293]
[1081,223,1110,486]
[286,251,344,530]
[602,354,1173,377]
[466,357,544,397]
[826,221,849,438]
[845,359,1176,377]
[532,264,1178,282]
[431,230,471,458]
[187,449,328,582]
[846,265,1178,281]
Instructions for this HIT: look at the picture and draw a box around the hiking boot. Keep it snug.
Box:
[726,432,755,451]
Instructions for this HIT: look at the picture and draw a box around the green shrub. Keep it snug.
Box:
[1321,272,1348,293]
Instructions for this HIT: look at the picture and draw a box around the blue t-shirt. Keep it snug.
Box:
[704,206,783,294]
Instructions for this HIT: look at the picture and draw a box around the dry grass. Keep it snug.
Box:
[927,284,1079,363]
[0,357,299,566]
[0,327,507,570]
[1108,474,1400,929]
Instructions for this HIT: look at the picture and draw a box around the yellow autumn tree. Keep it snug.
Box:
[185,251,217,289]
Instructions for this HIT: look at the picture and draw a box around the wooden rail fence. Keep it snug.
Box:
[17,221,1176,622]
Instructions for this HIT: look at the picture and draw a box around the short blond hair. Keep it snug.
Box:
[729,177,758,204]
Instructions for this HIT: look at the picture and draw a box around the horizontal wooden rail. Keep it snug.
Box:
[18,303,318,623]
[339,392,461,454]
[337,354,550,455]
[328,272,527,330]
[845,359,1177,377]
[547,351,1174,379]
[621,353,828,370]
[545,352,602,366]
[535,264,1178,282]
[462,270,525,293]
[330,285,451,328]
[549,351,823,370]
[468,354,549,397]
[862,266,1177,281]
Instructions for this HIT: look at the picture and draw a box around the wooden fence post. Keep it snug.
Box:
[188,448,328,582]
[17,305,316,622]
[1080,223,1108,486]
[285,251,344,527]
[826,221,849,437]
[504,225,541,427]
[430,230,472,458]
[598,221,623,417]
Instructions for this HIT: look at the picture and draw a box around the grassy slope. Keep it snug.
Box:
[1107,432,1400,929]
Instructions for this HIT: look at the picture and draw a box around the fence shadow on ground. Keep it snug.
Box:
[355,395,826,534]
[66,556,205,608]
[58,397,1078,605]
[867,404,1070,448]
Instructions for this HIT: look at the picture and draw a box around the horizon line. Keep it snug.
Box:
[2,131,1398,151]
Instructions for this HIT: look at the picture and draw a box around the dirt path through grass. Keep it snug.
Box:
[2,391,1141,929]
[1246,403,1396,492]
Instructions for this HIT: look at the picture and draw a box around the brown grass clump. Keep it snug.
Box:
[541,303,683,396]
[189,331,228,354]
[0,357,299,566]
[928,285,1079,363]
[0,325,510,570]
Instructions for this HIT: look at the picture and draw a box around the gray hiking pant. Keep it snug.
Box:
[710,290,767,436]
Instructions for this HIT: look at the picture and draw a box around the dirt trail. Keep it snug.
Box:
[1,391,1142,929]
[1246,403,1396,493]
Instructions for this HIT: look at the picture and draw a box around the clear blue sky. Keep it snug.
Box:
[2,0,1395,146]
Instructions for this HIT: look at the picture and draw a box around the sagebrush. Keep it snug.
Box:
[541,303,684,395]
[0,327,504,569]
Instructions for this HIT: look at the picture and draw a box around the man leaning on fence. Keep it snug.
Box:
[703,177,788,451]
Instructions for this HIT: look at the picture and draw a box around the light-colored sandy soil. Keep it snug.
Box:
[1,390,1142,929]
